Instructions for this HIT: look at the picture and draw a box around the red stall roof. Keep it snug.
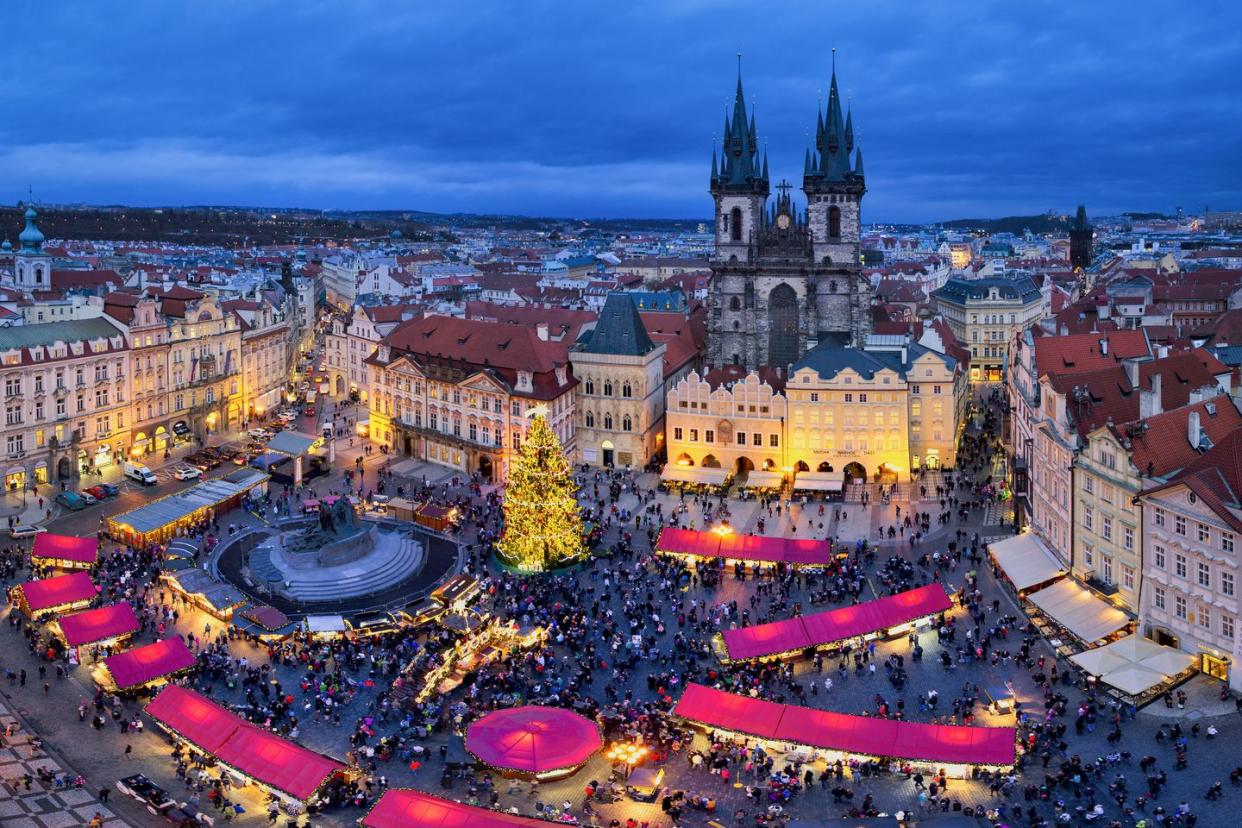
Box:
[674,684,1015,767]
[18,572,97,612]
[465,706,601,774]
[721,582,953,661]
[219,724,344,801]
[32,533,98,565]
[656,528,830,566]
[105,636,197,690]
[146,686,344,801]
[145,685,240,754]
[59,603,140,647]
[364,789,591,828]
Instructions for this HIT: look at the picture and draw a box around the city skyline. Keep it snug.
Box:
[3,1,1239,221]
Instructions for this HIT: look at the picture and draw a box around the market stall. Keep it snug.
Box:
[159,568,247,621]
[465,706,602,780]
[987,532,1065,594]
[673,683,1016,775]
[235,604,298,639]
[717,582,953,663]
[54,603,140,652]
[363,789,554,828]
[656,527,831,568]
[791,471,845,494]
[98,636,197,692]
[659,464,731,489]
[106,468,268,547]
[12,572,97,616]
[1024,578,1131,648]
[415,503,459,533]
[738,469,784,491]
[31,534,98,571]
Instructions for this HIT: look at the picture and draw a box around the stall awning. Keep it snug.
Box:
[1025,579,1129,645]
[1069,634,1196,696]
[988,533,1065,591]
[465,706,601,774]
[660,465,730,486]
[145,686,345,802]
[58,603,140,647]
[656,528,831,567]
[18,572,96,613]
[721,583,953,662]
[108,469,268,537]
[673,684,1015,768]
[364,789,555,828]
[105,636,197,690]
[740,470,784,489]
[266,431,318,457]
[792,471,845,492]
[304,615,347,634]
[32,534,98,566]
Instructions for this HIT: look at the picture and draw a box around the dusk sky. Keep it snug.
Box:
[3,1,1239,222]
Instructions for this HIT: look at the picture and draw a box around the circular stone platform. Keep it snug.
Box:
[213,517,461,619]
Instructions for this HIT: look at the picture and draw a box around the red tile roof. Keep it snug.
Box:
[1034,330,1150,377]
[1113,396,1242,479]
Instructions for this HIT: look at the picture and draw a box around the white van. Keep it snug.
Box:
[123,461,158,486]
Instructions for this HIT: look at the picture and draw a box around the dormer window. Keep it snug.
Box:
[516,371,533,392]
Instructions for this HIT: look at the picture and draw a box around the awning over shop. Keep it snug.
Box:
[32,534,98,566]
[792,472,845,492]
[58,603,140,647]
[988,533,1065,591]
[304,615,348,634]
[17,572,97,613]
[656,528,831,567]
[721,583,952,662]
[1025,579,1130,645]
[740,470,784,489]
[465,706,602,775]
[104,636,197,690]
[108,468,268,538]
[145,686,345,802]
[660,465,730,486]
[363,789,553,828]
[1069,634,1196,697]
[674,684,1015,768]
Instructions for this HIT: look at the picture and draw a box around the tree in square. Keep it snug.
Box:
[495,409,585,572]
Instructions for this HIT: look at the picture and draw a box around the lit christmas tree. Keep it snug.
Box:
[496,408,585,572]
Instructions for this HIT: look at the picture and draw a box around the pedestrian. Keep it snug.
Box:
[124,744,133,759]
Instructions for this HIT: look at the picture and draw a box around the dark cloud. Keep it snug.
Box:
[0,0,1238,220]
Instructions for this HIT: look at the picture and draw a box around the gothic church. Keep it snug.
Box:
[707,62,870,371]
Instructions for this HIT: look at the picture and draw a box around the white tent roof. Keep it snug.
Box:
[740,470,784,489]
[792,472,844,492]
[1138,649,1196,676]
[1026,579,1129,645]
[661,465,730,486]
[304,615,348,634]
[1101,664,1167,696]
[1069,648,1132,676]
[1070,634,1196,697]
[988,533,1065,591]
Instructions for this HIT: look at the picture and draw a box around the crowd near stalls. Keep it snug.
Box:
[0,385,1231,828]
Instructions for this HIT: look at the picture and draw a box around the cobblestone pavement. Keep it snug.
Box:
[2,391,1240,828]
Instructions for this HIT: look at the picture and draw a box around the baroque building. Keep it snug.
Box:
[707,63,869,372]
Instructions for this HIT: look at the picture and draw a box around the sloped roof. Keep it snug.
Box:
[1034,330,1150,376]
[1113,396,1242,479]
[578,293,656,356]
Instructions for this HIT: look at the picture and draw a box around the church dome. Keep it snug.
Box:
[18,205,44,251]
[1,238,10,252]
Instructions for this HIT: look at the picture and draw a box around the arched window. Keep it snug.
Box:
[585,412,594,428]
[585,379,594,395]
[828,206,841,238]
[603,413,613,430]
[621,382,631,398]
[729,296,741,311]
[622,415,632,431]
[730,207,743,241]
[603,381,613,396]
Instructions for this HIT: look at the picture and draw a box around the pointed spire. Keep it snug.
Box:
[845,106,854,154]
[804,147,813,175]
[854,148,865,178]
[711,144,719,181]
[761,150,769,182]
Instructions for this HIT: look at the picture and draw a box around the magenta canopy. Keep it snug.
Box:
[32,533,99,566]
[656,527,830,566]
[721,582,953,661]
[59,603,140,647]
[146,686,344,802]
[674,683,1015,768]
[17,572,97,613]
[465,706,601,774]
[105,636,197,690]
[364,789,558,828]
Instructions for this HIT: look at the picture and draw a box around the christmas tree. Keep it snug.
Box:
[496,409,585,572]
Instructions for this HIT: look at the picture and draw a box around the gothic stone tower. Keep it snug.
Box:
[1069,204,1093,270]
[707,61,869,373]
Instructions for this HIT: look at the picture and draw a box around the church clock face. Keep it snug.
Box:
[776,213,791,230]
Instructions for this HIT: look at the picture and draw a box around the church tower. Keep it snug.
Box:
[14,203,49,290]
[803,59,868,347]
[1069,204,1093,270]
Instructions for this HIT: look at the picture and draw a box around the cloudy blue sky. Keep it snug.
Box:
[2,1,1239,222]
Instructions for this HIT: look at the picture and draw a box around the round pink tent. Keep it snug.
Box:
[465,706,601,777]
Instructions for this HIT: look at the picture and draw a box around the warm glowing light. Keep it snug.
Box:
[605,742,649,766]
[710,523,734,537]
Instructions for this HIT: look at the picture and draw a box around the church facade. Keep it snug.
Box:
[707,64,870,372]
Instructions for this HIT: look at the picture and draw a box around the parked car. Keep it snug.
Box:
[98,482,120,497]
[79,491,98,506]
[248,428,271,440]
[85,485,110,500]
[172,466,201,481]
[116,774,177,815]
[8,525,47,539]
[55,492,86,510]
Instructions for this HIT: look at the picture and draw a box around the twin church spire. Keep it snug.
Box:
[712,56,864,191]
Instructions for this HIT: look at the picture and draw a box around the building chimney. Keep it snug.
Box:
[535,322,549,341]
[1123,359,1139,388]
[1099,337,1108,356]
[1188,410,1201,449]
[1141,373,1163,419]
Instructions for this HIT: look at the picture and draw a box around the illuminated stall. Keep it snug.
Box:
[96,636,198,692]
[12,572,97,617]
[31,534,99,571]
[54,603,140,655]
[465,706,601,780]
[656,527,831,568]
